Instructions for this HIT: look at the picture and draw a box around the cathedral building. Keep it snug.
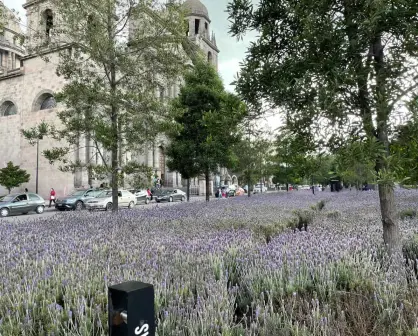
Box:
[0,0,219,198]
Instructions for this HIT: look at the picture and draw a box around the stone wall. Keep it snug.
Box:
[0,52,74,199]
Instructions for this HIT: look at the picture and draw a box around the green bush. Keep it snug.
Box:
[403,234,418,281]
[399,209,417,220]
[252,222,287,243]
[288,209,315,231]
[326,210,342,219]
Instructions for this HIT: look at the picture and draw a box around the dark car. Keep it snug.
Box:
[0,193,45,217]
[150,187,163,201]
[55,188,102,211]
[155,189,186,203]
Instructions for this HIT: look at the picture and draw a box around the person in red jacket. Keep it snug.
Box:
[49,188,56,208]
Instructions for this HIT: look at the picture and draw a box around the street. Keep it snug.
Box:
[0,195,213,223]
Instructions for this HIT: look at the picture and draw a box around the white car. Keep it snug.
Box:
[253,184,267,193]
[299,185,311,190]
[129,189,151,204]
[85,189,137,211]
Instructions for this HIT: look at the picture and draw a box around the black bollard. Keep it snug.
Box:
[108,281,155,336]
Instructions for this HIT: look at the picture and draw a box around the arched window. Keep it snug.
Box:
[207,51,213,63]
[43,9,54,41]
[33,92,57,111]
[40,96,56,110]
[1,101,17,116]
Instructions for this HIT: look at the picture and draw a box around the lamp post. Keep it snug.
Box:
[35,135,43,194]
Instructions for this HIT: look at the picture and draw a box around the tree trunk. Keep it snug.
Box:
[373,35,401,253]
[186,178,190,202]
[378,183,400,252]
[205,172,210,202]
[247,173,251,197]
[286,182,289,192]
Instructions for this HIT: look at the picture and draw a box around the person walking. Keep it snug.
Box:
[24,188,28,193]
[49,188,56,208]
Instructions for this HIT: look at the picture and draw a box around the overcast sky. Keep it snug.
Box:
[4,0,280,131]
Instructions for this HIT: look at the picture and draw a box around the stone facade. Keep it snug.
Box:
[0,0,219,198]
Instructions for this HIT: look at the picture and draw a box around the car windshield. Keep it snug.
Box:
[69,190,87,197]
[97,191,112,198]
[0,195,14,202]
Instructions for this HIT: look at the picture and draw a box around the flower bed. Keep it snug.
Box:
[0,190,417,335]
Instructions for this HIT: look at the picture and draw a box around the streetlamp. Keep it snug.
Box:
[35,135,43,194]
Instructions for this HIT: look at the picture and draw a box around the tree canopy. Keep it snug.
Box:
[227,0,418,252]
[166,58,246,201]
[0,162,30,194]
[23,0,193,211]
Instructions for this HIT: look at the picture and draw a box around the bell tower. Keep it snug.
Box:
[23,0,57,53]
[183,0,219,70]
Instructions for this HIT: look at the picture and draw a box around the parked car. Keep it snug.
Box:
[155,189,186,203]
[0,192,45,217]
[128,189,151,204]
[253,184,268,193]
[55,188,103,211]
[299,185,311,190]
[85,190,137,211]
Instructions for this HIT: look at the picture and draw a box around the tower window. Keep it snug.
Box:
[208,51,213,63]
[194,19,200,35]
[44,9,54,41]
[205,22,208,30]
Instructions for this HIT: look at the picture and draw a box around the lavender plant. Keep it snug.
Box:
[0,190,417,335]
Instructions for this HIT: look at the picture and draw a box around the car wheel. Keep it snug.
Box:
[106,202,112,211]
[75,201,83,211]
[36,205,44,214]
[181,196,185,202]
[0,208,9,217]
[145,198,150,204]
[169,197,173,203]
[128,201,134,209]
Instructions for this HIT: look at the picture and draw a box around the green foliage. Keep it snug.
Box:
[227,0,418,249]
[392,106,418,184]
[22,0,193,209]
[124,162,153,189]
[398,209,417,220]
[0,162,30,194]
[326,210,342,219]
[232,129,273,190]
[165,58,246,199]
[288,209,315,231]
[252,222,287,244]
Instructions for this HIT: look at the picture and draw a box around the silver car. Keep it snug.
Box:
[0,193,45,217]
[85,190,137,211]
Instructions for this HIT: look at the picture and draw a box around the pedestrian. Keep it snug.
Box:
[25,188,28,193]
[49,188,56,208]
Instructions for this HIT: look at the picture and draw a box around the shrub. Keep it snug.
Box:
[403,234,418,281]
[252,222,287,243]
[326,210,342,219]
[399,209,417,220]
[289,209,315,231]
[316,199,326,211]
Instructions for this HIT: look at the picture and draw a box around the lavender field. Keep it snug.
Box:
[1,190,418,335]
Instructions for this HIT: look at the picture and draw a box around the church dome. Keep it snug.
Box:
[183,0,210,21]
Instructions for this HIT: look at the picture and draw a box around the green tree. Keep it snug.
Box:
[228,0,418,252]
[166,58,246,201]
[22,0,193,211]
[0,162,30,194]
[233,127,272,196]
[391,99,418,185]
